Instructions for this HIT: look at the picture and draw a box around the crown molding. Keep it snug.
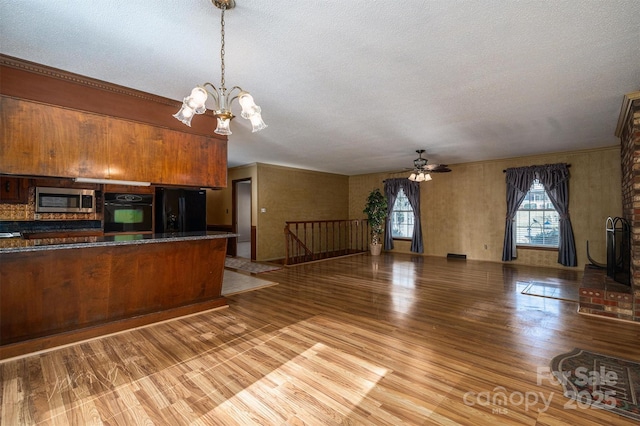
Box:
[0,54,221,139]
[615,91,640,138]
[0,54,178,107]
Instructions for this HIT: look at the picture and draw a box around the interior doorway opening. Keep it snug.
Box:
[233,178,254,260]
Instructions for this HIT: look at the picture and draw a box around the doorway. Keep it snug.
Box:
[232,178,253,259]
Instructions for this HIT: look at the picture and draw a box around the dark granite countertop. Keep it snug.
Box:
[0,231,238,253]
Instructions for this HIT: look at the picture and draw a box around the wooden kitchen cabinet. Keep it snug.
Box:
[107,119,165,183]
[0,177,28,204]
[0,236,229,358]
[106,119,226,187]
[0,97,110,179]
[160,127,227,187]
[0,96,227,187]
[103,183,155,194]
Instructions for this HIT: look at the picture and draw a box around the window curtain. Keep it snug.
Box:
[501,168,535,261]
[501,163,576,267]
[384,179,401,251]
[536,163,577,266]
[384,178,423,253]
[403,179,424,253]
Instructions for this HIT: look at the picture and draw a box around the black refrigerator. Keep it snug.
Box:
[155,188,207,233]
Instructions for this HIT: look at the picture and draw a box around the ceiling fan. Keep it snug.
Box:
[407,149,451,181]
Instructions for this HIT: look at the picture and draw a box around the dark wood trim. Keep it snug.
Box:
[0,54,222,139]
[0,299,228,360]
[251,225,257,261]
[103,184,155,194]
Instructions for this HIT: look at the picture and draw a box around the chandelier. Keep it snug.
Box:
[173,0,266,136]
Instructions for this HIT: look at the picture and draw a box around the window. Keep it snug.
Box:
[515,180,559,247]
[390,187,414,239]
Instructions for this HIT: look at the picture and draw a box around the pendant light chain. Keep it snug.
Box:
[220,4,226,90]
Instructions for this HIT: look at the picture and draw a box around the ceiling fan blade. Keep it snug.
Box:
[427,165,452,173]
[404,150,453,175]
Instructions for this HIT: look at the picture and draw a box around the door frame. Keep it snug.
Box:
[231,178,254,260]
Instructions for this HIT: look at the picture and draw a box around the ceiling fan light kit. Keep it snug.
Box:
[407,149,451,182]
[173,0,266,136]
[408,171,432,182]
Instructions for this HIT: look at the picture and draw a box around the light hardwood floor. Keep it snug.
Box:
[2,253,639,425]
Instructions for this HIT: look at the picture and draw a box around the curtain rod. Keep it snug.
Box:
[503,164,571,173]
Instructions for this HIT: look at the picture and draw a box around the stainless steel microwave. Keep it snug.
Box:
[35,187,96,213]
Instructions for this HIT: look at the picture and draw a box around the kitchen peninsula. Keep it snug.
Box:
[0,231,235,359]
[0,55,236,360]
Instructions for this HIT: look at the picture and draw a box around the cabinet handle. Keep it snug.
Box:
[4,181,10,192]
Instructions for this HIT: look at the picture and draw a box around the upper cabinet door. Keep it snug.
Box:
[0,177,28,204]
[160,127,227,188]
[1,96,228,188]
[107,118,227,187]
[107,118,164,184]
[0,96,110,179]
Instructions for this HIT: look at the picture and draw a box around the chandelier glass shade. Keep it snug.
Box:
[173,0,266,136]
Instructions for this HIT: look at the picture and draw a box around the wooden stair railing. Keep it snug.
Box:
[284,219,370,265]
[286,231,314,263]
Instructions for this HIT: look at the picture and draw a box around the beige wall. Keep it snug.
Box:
[256,164,349,261]
[211,147,621,268]
[207,163,350,261]
[206,164,258,226]
[349,146,622,270]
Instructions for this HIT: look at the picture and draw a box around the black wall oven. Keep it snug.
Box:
[104,193,153,234]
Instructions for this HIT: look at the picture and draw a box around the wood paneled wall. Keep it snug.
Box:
[0,54,218,136]
[0,238,229,358]
[0,54,227,188]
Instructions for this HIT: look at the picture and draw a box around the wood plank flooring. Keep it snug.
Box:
[2,253,640,425]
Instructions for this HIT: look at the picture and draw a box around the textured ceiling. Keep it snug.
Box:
[1,0,639,176]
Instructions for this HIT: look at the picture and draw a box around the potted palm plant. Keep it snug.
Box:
[363,188,388,255]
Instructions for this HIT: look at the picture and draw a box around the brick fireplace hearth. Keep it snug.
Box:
[579,266,636,321]
[579,91,640,322]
